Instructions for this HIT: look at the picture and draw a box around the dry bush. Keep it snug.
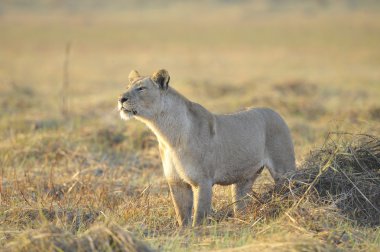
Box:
[245,133,380,227]
[369,106,380,121]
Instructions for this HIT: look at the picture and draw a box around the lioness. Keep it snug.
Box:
[118,69,296,226]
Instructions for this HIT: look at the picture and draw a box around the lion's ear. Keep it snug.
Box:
[152,69,170,90]
[128,70,140,83]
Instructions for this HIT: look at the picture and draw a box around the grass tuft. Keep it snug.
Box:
[3,223,154,252]
[245,133,380,227]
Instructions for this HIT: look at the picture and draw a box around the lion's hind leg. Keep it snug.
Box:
[231,167,263,216]
[266,153,295,187]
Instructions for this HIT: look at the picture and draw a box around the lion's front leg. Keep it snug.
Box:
[193,180,212,226]
[168,181,193,226]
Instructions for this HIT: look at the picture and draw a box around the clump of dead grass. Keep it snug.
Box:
[3,223,154,252]
[251,133,380,227]
[2,207,100,232]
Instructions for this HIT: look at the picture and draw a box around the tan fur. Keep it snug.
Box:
[118,69,296,226]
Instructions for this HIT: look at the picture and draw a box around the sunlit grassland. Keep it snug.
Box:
[0,3,380,251]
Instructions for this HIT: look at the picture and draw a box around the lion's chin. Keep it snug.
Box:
[120,110,134,121]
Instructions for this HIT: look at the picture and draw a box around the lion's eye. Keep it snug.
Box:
[136,86,146,92]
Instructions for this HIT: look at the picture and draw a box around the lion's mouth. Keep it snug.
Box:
[121,108,137,115]
[119,107,137,121]
[117,101,136,114]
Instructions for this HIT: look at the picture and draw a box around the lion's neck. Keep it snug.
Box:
[137,88,191,149]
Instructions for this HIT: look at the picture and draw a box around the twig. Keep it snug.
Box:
[20,190,33,207]
[61,42,71,117]
[329,131,379,140]
[292,148,337,209]
[339,169,380,213]
[246,192,264,205]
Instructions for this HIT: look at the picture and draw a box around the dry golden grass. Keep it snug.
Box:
[1,1,380,251]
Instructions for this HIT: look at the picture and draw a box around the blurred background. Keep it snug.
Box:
[1,1,380,250]
[1,0,380,161]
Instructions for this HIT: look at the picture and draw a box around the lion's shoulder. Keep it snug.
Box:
[186,101,216,137]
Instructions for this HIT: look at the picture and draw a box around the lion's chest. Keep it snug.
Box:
[159,145,206,185]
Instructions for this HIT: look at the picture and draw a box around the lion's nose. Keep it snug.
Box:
[119,96,128,103]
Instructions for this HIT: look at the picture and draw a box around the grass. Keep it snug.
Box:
[1,1,380,251]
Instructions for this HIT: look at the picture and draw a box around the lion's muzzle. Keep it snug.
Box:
[118,95,137,117]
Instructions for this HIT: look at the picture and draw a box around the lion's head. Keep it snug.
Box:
[118,69,170,120]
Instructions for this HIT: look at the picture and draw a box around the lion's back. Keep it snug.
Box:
[215,107,294,159]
